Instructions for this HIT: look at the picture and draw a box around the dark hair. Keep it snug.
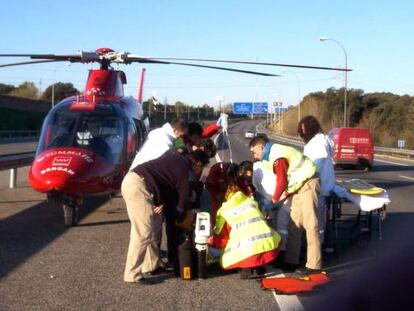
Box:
[188,122,203,137]
[195,138,217,158]
[170,119,188,132]
[226,162,239,181]
[238,160,253,177]
[297,115,323,144]
[249,136,268,148]
[223,163,240,199]
[187,149,210,166]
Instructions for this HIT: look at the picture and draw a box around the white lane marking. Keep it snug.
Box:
[400,175,414,181]
[375,159,409,166]
[269,270,304,311]
[272,291,304,311]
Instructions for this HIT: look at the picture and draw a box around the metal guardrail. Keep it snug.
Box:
[257,124,303,147]
[0,130,40,139]
[0,152,35,188]
[374,146,414,157]
[258,123,414,159]
[0,152,35,171]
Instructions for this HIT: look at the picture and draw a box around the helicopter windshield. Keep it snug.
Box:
[37,100,125,164]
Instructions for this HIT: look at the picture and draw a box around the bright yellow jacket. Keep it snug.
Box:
[265,143,316,194]
[214,191,281,269]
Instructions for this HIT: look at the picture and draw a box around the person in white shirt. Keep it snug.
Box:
[298,115,335,244]
[129,119,188,170]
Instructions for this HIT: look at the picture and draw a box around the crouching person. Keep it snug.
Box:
[209,164,281,279]
[122,149,210,284]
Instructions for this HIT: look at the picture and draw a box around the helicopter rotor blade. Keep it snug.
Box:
[131,56,352,72]
[0,50,351,73]
[0,52,96,63]
[0,59,63,68]
[127,57,280,77]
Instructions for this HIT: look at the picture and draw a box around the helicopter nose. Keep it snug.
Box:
[42,172,74,191]
[29,148,94,192]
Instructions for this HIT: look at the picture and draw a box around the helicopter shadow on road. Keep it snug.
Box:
[309,212,414,310]
[323,211,414,271]
[0,195,110,280]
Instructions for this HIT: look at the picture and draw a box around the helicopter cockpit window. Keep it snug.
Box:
[37,101,126,164]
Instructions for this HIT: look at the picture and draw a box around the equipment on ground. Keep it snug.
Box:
[194,212,211,279]
[178,234,195,280]
[260,272,329,294]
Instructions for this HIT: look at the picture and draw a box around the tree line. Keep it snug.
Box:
[277,87,414,149]
[0,81,78,102]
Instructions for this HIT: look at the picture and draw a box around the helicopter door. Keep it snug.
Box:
[126,123,137,163]
[133,119,146,149]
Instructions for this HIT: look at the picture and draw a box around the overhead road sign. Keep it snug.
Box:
[233,102,253,114]
[253,102,269,114]
[274,107,287,113]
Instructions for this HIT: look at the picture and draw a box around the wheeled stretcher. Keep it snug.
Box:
[324,179,390,253]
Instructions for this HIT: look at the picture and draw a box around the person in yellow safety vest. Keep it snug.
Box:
[209,163,281,279]
[249,136,321,277]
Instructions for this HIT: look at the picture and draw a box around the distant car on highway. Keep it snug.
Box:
[244,131,268,139]
[244,130,255,139]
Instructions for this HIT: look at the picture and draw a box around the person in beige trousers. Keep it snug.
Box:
[122,150,209,283]
[249,136,321,276]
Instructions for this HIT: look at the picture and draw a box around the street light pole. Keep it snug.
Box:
[320,37,348,127]
[216,96,224,116]
[282,70,301,123]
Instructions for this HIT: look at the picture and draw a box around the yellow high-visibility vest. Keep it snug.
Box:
[214,191,280,269]
[265,143,316,194]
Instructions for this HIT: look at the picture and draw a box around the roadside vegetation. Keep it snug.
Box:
[272,87,414,149]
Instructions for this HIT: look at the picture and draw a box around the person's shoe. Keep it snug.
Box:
[239,268,252,280]
[294,267,321,277]
[145,266,174,276]
[251,266,266,277]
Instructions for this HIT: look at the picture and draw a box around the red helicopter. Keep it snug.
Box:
[0,48,350,226]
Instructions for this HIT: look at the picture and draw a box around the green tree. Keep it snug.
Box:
[41,82,79,103]
[8,81,38,99]
[174,101,185,118]
[0,83,15,95]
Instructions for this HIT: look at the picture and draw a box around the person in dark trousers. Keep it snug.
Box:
[122,149,210,283]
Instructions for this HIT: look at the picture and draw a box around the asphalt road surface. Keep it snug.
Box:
[1,120,413,310]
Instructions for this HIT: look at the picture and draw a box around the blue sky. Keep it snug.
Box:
[1,0,413,109]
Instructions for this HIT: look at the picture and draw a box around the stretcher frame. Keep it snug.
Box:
[324,193,387,253]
